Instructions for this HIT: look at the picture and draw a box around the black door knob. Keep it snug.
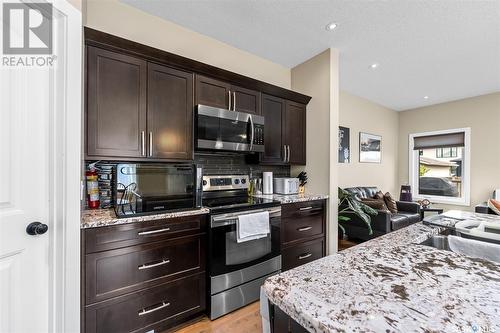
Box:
[26,222,48,235]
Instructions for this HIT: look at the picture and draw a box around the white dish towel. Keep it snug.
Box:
[237,211,270,243]
[448,235,500,264]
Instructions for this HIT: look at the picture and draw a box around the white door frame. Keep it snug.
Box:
[45,1,82,332]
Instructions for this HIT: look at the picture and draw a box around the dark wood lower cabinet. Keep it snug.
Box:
[82,214,207,333]
[85,273,205,333]
[280,200,326,271]
[271,305,309,333]
[282,237,325,271]
[85,235,205,304]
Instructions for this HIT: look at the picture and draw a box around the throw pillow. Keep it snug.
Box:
[361,198,389,212]
[383,192,398,213]
[373,191,385,200]
[488,199,500,215]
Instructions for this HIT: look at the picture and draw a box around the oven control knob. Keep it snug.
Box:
[241,178,246,184]
[234,179,240,185]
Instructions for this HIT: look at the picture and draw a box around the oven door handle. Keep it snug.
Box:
[211,208,281,228]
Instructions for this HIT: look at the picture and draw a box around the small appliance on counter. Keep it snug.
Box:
[263,172,273,194]
[273,177,300,195]
[114,163,202,217]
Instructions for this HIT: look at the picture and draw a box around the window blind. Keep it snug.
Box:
[413,132,465,150]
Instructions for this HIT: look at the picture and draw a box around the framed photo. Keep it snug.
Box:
[338,126,350,163]
[359,132,381,163]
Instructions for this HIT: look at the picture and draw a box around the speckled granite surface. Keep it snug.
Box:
[81,208,209,229]
[253,193,328,204]
[264,216,500,332]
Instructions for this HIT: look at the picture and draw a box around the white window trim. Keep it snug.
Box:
[408,128,471,206]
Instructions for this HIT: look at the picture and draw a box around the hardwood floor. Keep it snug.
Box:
[171,302,262,333]
[338,238,361,251]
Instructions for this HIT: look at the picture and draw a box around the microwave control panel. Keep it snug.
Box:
[253,124,264,145]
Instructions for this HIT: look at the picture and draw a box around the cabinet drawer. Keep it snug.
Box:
[85,235,204,304]
[84,214,207,253]
[84,273,205,333]
[282,200,325,218]
[282,201,325,245]
[282,238,324,271]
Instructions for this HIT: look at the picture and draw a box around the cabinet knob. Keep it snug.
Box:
[26,222,48,235]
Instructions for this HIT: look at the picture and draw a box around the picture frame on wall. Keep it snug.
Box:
[338,126,350,163]
[359,132,381,163]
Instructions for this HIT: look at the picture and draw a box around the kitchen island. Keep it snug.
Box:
[262,211,500,332]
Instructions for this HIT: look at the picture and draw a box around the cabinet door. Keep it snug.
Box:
[86,46,147,158]
[232,85,261,114]
[284,101,306,165]
[261,94,286,164]
[147,63,194,160]
[195,75,230,109]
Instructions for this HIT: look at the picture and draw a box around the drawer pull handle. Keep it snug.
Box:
[297,226,312,232]
[298,253,312,260]
[138,227,171,236]
[138,259,170,270]
[138,301,170,316]
[299,206,313,211]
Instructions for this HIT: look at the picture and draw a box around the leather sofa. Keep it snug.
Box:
[340,187,421,241]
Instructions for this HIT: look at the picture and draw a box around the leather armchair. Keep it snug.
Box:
[339,187,421,241]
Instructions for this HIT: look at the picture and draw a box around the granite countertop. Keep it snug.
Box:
[81,193,327,228]
[81,207,210,229]
[263,211,500,332]
[253,193,329,204]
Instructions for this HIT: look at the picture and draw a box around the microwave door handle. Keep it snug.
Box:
[249,115,254,151]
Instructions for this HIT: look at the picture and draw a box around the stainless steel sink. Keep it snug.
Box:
[419,235,451,251]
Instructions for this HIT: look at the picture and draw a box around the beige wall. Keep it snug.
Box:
[398,92,500,211]
[291,49,340,254]
[291,50,331,195]
[83,0,291,88]
[338,91,400,195]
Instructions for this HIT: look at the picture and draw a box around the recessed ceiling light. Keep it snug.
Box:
[370,63,379,69]
[325,22,338,31]
[424,96,429,100]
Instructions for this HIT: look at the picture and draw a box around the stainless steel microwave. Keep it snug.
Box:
[195,105,264,153]
[114,163,202,217]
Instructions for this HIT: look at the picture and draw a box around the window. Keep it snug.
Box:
[436,147,458,158]
[409,128,470,206]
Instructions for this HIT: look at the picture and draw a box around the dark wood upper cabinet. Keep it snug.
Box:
[195,75,230,109]
[232,85,261,115]
[260,96,306,165]
[85,30,310,163]
[147,63,194,160]
[86,46,147,158]
[86,46,194,161]
[195,75,261,114]
[261,94,285,164]
[284,101,306,165]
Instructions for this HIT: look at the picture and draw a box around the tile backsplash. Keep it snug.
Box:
[194,152,290,178]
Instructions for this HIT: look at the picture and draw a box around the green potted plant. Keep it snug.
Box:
[338,187,378,238]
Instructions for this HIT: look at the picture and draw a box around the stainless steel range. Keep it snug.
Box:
[203,175,281,319]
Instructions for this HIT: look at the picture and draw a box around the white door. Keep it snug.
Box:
[0,1,81,332]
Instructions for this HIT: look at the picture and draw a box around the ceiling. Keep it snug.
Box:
[121,0,500,111]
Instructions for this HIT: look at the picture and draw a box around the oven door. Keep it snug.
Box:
[209,207,281,277]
